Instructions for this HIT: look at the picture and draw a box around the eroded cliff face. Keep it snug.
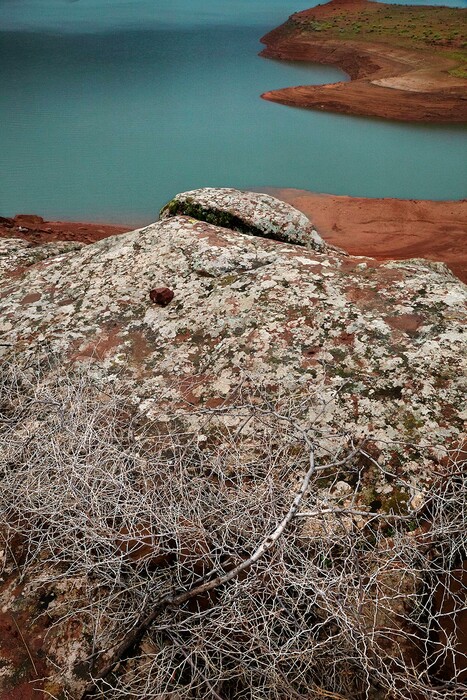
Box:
[0,189,466,697]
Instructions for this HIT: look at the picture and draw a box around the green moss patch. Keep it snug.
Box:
[161,198,303,245]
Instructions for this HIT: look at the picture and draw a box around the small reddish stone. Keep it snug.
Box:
[149,287,174,306]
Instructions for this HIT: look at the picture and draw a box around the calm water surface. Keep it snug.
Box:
[0,0,466,222]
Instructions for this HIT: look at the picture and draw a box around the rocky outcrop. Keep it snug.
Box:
[0,237,83,278]
[1,189,465,466]
[159,187,328,250]
[0,188,466,697]
[2,190,465,442]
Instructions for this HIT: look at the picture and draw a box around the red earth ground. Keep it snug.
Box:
[261,189,467,283]
[0,213,129,246]
[260,0,467,122]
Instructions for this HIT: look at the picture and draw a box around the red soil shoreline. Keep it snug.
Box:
[0,214,130,246]
[2,194,466,284]
[262,188,467,283]
[260,0,467,122]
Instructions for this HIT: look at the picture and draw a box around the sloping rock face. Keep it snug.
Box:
[0,238,83,278]
[1,195,464,457]
[160,187,328,250]
[0,189,466,697]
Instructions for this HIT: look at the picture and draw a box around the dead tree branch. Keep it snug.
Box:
[81,434,317,696]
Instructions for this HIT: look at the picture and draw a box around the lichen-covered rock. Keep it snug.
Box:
[0,189,466,696]
[1,202,465,469]
[159,187,328,251]
[0,237,83,277]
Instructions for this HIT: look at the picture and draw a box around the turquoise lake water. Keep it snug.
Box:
[0,0,466,223]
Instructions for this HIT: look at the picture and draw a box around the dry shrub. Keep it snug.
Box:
[0,361,465,699]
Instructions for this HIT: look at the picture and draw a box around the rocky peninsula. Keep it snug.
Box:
[260,0,467,122]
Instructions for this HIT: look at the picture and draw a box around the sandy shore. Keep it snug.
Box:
[260,0,467,122]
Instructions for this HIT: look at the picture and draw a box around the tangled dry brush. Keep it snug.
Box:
[0,361,465,699]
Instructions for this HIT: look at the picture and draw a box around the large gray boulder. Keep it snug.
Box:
[0,190,466,460]
[1,196,464,463]
[159,187,328,251]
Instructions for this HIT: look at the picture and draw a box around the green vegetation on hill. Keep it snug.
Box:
[290,3,467,75]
